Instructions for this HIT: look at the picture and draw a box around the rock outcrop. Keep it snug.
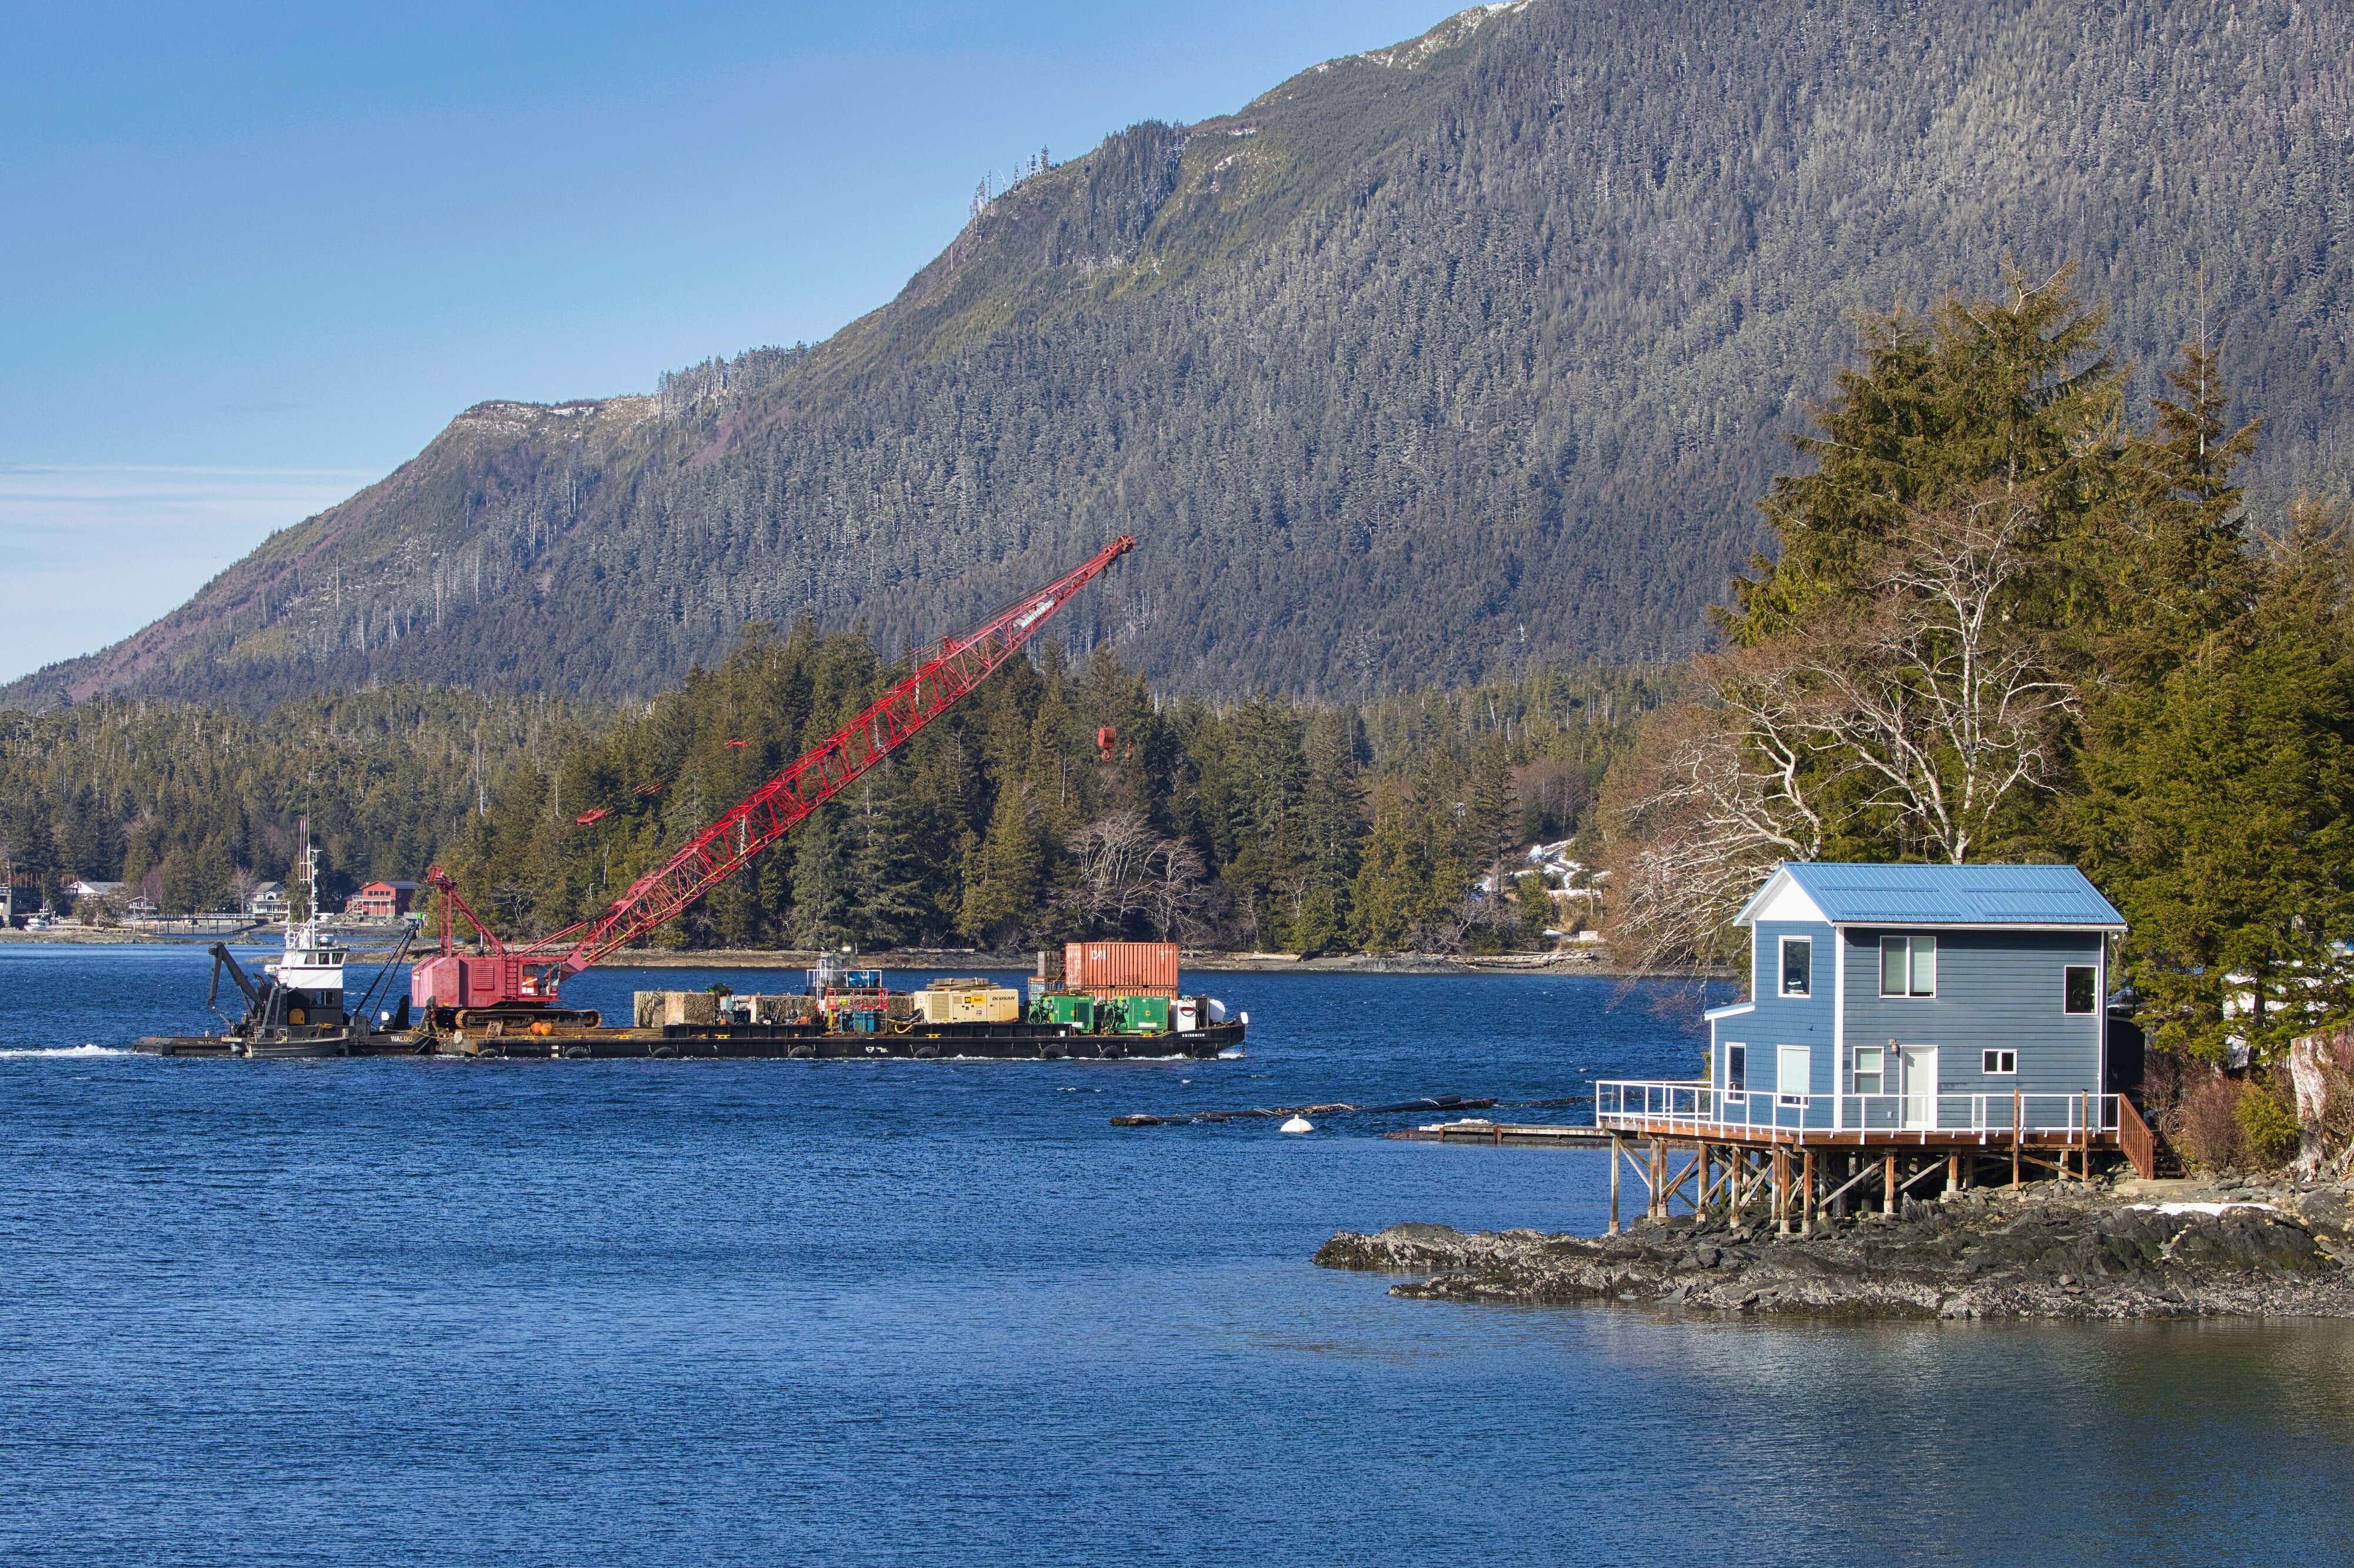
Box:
[1315,1181,2354,1320]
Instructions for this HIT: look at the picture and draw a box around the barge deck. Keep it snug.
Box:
[135,1018,1246,1061]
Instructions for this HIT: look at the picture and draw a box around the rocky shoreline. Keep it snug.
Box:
[1315,1177,2354,1319]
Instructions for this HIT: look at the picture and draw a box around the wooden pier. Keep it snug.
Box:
[1389,1094,2166,1235]
[1387,1118,1612,1149]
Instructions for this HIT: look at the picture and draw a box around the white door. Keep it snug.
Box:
[1899,1045,1939,1129]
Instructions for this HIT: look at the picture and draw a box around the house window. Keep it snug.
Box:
[1880,936,1937,997]
[1852,1046,1884,1095]
[1724,1043,1747,1097]
[2064,965,2097,1015]
[1778,1043,1811,1106]
[1781,937,1812,997]
[1983,1049,2017,1075]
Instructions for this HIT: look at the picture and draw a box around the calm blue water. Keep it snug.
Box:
[3,944,2349,1566]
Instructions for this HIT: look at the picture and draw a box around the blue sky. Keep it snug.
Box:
[0,1,1450,685]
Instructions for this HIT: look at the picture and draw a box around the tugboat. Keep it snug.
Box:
[135,826,413,1058]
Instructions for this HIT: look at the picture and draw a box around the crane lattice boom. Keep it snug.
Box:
[415,535,1134,1015]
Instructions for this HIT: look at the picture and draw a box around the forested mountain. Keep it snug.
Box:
[10,0,2352,711]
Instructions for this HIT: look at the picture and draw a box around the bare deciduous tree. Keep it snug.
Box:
[1783,492,2077,863]
[1060,811,1214,941]
[1597,702,1820,975]
[1601,490,2077,970]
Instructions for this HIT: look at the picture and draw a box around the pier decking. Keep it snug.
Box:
[1389,1079,2164,1234]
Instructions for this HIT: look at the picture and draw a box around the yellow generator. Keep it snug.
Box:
[913,982,1023,1024]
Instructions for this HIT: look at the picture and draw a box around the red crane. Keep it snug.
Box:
[413,535,1136,1023]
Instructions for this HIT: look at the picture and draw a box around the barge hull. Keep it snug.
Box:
[456,1020,1245,1061]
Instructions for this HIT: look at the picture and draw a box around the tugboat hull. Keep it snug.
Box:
[133,1027,413,1058]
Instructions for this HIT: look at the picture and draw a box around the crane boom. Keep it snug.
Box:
[414,535,1134,1017]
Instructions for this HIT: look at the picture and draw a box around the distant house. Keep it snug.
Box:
[124,895,159,921]
[2,876,39,926]
[66,878,124,903]
[345,880,420,920]
[248,881,288,921]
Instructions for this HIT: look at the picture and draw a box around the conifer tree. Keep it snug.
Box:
[1292,710,1364,953]
[958,784,1041,945]
[844,768,926,949]
[1348,780,1427,951]
[2078,497,2354,1060]
[789,803,856,951]
[1464,736,1517,878]
[1729,262,2123,645]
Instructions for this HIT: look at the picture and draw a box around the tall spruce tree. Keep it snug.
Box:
[1347,780,1425,953]
[958,783,1041,946]
[1729,262,2124,647]
[789,803,856,951]
[843,768,927,950]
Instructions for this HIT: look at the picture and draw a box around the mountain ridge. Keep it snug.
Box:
[12,0,2352,711]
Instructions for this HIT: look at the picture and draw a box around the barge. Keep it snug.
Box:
[137,943,1249,1063]
[442,951,1246,1061]
[445,1017,1246,1061]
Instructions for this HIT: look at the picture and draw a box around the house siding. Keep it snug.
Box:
[1718,919,1837,1097]
[1840,927,2105,1107]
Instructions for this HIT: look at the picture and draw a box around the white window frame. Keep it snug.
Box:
[1777,1043,1810,1107]
[2063,964,2097,1016]
[1982,1048,2017,1076]
[1723,1041,1747,1102]
[1851,1044,1885,1096]
[1880,935,1937,998]
[1779,935,1813,998]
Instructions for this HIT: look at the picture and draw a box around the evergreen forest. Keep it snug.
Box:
[0,642,1653,955]
[0,690,597,917]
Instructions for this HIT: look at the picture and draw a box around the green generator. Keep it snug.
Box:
[1036,993,1097,1030]
[1118,995,1172,1034]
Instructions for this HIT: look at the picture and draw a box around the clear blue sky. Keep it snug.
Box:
[0,1,1451,685]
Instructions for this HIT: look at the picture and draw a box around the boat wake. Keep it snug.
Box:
[0,1044,134,1058]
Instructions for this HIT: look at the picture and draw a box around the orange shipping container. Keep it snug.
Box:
[1063,940,1179,996]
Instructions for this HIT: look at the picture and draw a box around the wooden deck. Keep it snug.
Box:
[1594,1110,2121,1157]
[1389,1088,2166,1234]
[1386,1118,1613,1149]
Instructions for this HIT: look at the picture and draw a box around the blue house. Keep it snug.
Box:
[1692,862,2125,1136]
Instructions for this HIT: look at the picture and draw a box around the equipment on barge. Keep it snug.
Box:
[457,944,1246,1060]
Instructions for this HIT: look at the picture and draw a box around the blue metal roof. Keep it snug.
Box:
[1774,862,2125,928]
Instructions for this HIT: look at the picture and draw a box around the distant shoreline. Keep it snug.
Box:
[0,928,1687,978]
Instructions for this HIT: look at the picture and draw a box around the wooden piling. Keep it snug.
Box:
[1883,1151,1897,1216]
[1801,1147,1817,1234]
[1774,1146,1790,1234]
[2012,1088,2023,1187]
[1609,1134,1622,1235]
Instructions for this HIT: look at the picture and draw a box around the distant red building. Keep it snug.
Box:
[345,880,421,920]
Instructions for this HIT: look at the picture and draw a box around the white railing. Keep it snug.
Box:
[1593,1079,2118,1139]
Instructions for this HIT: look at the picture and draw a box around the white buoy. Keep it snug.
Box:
[1281,1114,1314,1134]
